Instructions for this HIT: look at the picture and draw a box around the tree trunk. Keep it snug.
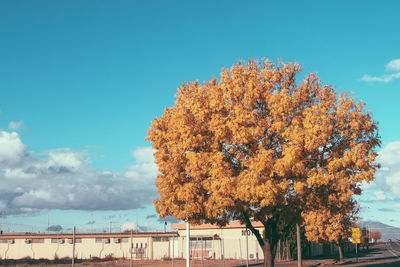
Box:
[338,243,344,262]
[240,211,278,267]
[296,223,302,267]
[262,240,276,267]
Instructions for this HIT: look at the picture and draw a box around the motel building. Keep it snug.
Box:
[0,221,267,261]
[0,231,178,260]
[0,221,333,261]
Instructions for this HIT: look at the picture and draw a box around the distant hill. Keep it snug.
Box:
[358,221,400,241]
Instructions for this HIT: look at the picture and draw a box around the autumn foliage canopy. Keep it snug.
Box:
[147,60,380,266]
[370,230,382,242]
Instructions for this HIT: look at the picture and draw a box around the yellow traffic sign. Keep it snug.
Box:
[352,228,360,244]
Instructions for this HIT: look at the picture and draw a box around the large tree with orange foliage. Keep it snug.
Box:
[147,60,380,267]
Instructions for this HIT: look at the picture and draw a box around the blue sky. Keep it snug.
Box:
[0,0,399,233]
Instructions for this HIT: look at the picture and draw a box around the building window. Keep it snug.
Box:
[190,240,202,248]
[95,238,110,243]
[153,236,169,242]
[190,239,212,248]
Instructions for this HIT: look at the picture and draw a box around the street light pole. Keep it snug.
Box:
[186,221,190,267]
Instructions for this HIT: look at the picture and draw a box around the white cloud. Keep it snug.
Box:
[361,73,400,83]
[121,222,139,232]
[125,163,158,181]
[4,168,36,179]
[0,131,27,167]
[0,130,159,215]
[392,203,400,209]
[8,120,27,131]
[368,191,388,201]
[47,150,84,171]
[361,179,376,190]
[375,142,400,196]
[386,59,400,72]
[364,142,400,199]
[27,190,53,201]
[131,147,155,163]
[121,222,156,232]
[361,59,400,83]
[126,147,158,185]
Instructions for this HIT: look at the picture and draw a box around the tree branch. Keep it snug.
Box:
[241,209,265,247]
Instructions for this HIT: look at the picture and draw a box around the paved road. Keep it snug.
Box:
[386,241,400,259]
[318,242,400,267]
[239,242,400,267]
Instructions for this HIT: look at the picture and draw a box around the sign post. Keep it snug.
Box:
[352,228,361,262]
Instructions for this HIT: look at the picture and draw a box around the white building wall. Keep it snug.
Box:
[0,234,174,260]
[176,226,264,260]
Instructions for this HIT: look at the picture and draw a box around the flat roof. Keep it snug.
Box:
[171,220,263,230]
[0,231,178,239]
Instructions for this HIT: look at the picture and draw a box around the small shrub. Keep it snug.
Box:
[162,256,172,261]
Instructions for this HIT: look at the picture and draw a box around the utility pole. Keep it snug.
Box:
[172,235,175,267]
[109,221,118,233]
[201,237,204,267]
[222,238,225,267]
[48,215,50,234]
[246,226,249,267]
[72,226,76,267]
[130,230,133,267]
